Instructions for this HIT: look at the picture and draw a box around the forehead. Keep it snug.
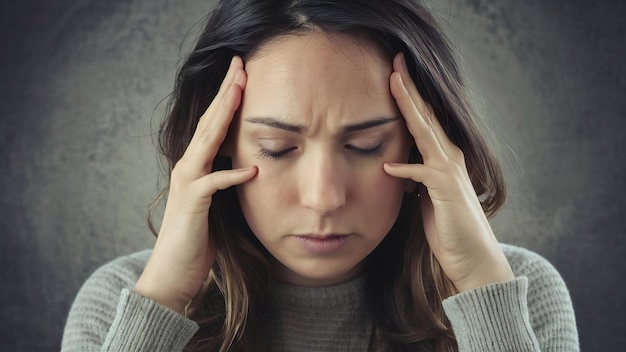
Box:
[241,31,397,127]
[248,30,389,69]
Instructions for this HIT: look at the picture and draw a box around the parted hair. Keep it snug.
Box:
[151,0,506,351]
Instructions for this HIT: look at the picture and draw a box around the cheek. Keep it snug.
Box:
[232,136,297,211]
[349,165,406,231]
[235,159,294,237]
[364,170,405,208]
[237,168,288,207]
[356,139,410,210]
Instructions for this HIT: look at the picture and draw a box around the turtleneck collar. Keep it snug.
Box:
[268,274,368,312]
[261,275,374,351]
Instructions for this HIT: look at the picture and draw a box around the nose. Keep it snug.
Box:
[299,153,346,215]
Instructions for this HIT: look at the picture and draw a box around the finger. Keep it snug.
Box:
[390,53,447,165]
[409,91,460,163]
[178,166,258,214]
[384,162,473,205]
[383,162,442,188]
[181,56,247,177]
[185,56,245,167]
[196,166,258,197]
[393,53,435,123]
[393,53,462,161]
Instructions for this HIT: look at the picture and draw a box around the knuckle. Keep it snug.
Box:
[169,168,189,192]
[170,162,188,181]
[442,156,465,176]
[206,171,224,187]
[170,159,208,186]
[450,146,465,162]
[194,123,215,143]
[427,124,437,137]
[206,171,238,193]
[424,107,434,123]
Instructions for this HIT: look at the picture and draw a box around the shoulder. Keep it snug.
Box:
[86,249,152,288]
[500,243,565,289]
[499,243,572,309]
[62,250,152,349]
[73,249,152,312]
[500,243,580,349]
[500,243,556,275]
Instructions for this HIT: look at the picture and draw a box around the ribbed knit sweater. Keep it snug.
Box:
[61,244,579,351]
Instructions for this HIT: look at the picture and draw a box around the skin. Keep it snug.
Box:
[230,32,412,287]
[134,31,514,313]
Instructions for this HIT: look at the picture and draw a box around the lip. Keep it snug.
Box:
[294,234,351,254]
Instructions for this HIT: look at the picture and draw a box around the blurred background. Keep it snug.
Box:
[1,0,624,350]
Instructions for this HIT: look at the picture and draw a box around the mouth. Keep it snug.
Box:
[293,234,352,254]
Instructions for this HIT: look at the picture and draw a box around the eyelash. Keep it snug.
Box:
[257,147,296,160]
[257,144,384,160]
[345,144,385,158]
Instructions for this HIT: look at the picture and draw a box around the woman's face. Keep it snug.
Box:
[230,31,411,286]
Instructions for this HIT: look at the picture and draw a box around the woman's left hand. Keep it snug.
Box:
[383,52,514,293]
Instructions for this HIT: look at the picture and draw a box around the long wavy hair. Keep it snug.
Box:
[150,0,506,351]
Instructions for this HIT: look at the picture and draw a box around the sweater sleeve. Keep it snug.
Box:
[61,251,199,352]
[442,244,579,352]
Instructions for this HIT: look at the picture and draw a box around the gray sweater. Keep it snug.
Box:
[61,244,579,351]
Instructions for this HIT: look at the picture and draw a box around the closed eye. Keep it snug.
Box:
[256,144,385,159]
[257,147,297,160]
[345,143,384,157]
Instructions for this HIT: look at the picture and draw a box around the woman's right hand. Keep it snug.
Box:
[133,57,257,313]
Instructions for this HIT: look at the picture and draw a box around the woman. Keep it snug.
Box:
[62,0,579,351]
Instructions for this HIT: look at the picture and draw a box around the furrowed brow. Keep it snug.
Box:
[245,117,305,133]
[244,116,400,134]
[342,116,400,133]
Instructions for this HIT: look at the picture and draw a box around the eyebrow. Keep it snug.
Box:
[244,116,400,134]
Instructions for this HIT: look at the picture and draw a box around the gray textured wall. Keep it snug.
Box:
[1,0,624,350]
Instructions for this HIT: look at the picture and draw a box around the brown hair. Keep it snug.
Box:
[151,0,505,351]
